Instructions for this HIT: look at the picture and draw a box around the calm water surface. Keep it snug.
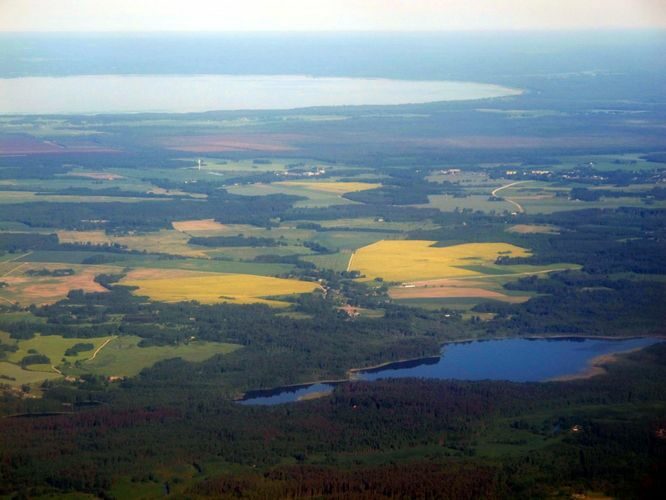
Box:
[241,337,662,405]
[0,74,520,114]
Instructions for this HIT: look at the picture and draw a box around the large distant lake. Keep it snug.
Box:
[240,337,662,405]
[0,75,520,114]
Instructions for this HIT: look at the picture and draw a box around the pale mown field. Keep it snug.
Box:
[171,219,228,233]
[58,229,210,258]
[122,271,320,306]
[507,224,560,234]
[388,280,529,303]
[274,180,381,194]
[56,230,113,245]
[227,180,381,208]
[349,240,531,282]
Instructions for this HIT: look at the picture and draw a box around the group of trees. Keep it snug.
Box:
[188,235,284,247]
[476,272,666,337]
[2,344,666,497]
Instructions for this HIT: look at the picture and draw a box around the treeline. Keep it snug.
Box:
[474,272,666,337]
[0,232,127,255]
[188,235,284,247]
[498,208,666,274]
[343,168,459,205]
[190,463,501,499]
[25,268,74,277]
[284,204,439,222]
[36,187,176,199]
[0,276,463,394]
[570,186,666,202]
[2,344,666,497]
[295,222,402,234]
[410,207,666,276]
[0,190,301,233]
[0,233,60,252]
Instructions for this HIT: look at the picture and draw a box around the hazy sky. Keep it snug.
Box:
[1,0,665,32]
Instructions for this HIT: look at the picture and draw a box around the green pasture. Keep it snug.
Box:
[75,336,241,377]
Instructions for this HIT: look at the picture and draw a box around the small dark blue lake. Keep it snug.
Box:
[239,337,662,406]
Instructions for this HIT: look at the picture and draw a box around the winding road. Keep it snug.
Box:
[491,181,529,214]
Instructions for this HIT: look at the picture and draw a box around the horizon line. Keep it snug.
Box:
[2,28,666,35]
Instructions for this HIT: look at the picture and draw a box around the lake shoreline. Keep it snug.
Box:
[547,346,651,382]
[238,334,666,402]
[0,74,522,115]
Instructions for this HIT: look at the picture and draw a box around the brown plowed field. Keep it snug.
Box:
[0,137,117,155]
[389,277,529,303]
[0,265,112,305]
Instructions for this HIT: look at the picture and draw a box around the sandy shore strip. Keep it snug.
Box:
[237,335,666,400]
[548,347,653,382]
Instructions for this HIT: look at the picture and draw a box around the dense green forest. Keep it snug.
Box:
[2,344,666,498]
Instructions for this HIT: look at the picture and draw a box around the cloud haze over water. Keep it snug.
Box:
[1,0,665,32]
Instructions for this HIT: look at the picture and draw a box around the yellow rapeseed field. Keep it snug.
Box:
[123,273,320,306]
[349,240,530,282]
[275,181,381,194]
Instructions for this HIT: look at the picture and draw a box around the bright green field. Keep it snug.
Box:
[5,334,114,367]
[18,251,294,275]
[227,182,359,208]
[417,194,517,213]
[499,182,666,214]
[0,191,164,204]
[309,217,439,232]
[76,336,241,377]
[301,251,353,272]
[0,362,62,387]
[119,257,295,276]
[205,245,313,261]
[0,334,113,386]
[0,333,241,384]
[518,196,665,214]
[187,158,293,173]
[311,231,397,252]
[9,173,164,195]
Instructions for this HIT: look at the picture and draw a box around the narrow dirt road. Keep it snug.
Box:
[88,337,115,361]
[491,181,529,213]
[346,252,355,272]
[1,252,32,277]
